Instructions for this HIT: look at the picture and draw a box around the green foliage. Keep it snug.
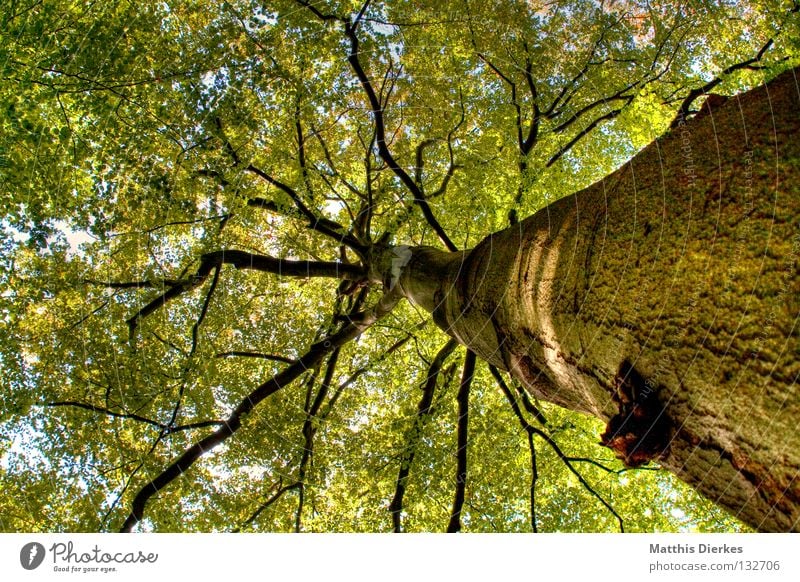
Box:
[1,0,793,532]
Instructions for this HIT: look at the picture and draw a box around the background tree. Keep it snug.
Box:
[0,0,797,532]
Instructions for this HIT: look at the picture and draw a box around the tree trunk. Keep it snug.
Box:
[396,68,800,531]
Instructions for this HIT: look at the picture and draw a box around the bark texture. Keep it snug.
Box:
[398,68,800,531]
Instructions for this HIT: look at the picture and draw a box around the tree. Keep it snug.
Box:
[0,0,798,533]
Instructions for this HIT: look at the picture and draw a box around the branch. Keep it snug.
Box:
[295,100,314,198]
[543,13,627,119]
[320,328,418,418]
[212,116,366,253]
[215,351,296,364]
[546,105,627,167]
[201,249,364,279]
[478,53,525,154]
[431,91,466,199]
[339,13,457,251]
[527,430,539,532]
[549,87,636,136]
[295,347,341,532]
[497,379,624,532]
[447,349,475,533]
[488,365,547,425]
[163,265,221,429]
[388,339,458,532]
[488,365,544,531]
[517,41,544,154]
[47,401,224,434]
[414,138,437,187]
[123,249,365,337]
[233,480,302,532]
[565,456,660,474]
[190,264,219,357]
[312,124,365,200]
[539,13,687,166]
[83,279,177,289]
[668,38,774,129]
[244,164,367,253]
[119,289,401,532]
[295,0,340,22]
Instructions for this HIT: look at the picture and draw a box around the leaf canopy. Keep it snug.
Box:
[1,0,797,532]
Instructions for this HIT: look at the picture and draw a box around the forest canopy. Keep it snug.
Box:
[1,0,798,532]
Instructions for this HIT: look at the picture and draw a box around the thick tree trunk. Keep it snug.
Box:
[397,68,800,531]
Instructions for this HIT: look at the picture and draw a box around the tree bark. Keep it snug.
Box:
[397,68,800,531]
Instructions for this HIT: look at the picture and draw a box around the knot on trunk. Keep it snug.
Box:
[600,360,672,467]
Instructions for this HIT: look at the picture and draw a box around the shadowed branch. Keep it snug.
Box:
[296,0,457,251]
[108,249,365,338]
[496,371,624,532]
[233,480,302,532]
[447,349,475,533]
[388,339,458,532]
[668,38,776,129]
[119,289,401,532]
[46,401,223,434]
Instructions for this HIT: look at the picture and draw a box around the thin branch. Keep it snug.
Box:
[295,100,315,199]
[213,116,365,253]
[353,0,372,29]
[296,348,341,532]
[66,296,113,331]
[165,265,221,429]
[101,437,163,530]
[48,401,163,429]
[431,90,466,199]
[111,215,229,238]
[295,0,340,21]
[244,164,366,253]
[389,339,458,532]
[245,196,352,238]
[488,365,542,531]
[320,329,417,418]
[414,139,437,187]
[543,13,627,119]
[47,401,223,434]
[190,264,220,357]
[151,331,189,358]
[312,125,365,200]
[478,53,524,154]
[550,88,636,135]
[119,289,401,531]
[215,351,296,364]
[520,44,541,154]
[234,480,302,532]
[447,349,475,533]
[527,430,539,532]
[83,279,175,289]
[566,456,660,474]
[294,290,370,531]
